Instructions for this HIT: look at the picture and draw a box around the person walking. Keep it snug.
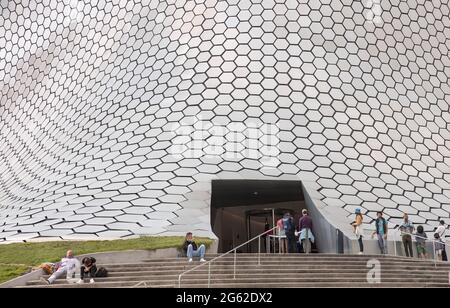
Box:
[399,213,414,257]
[299,209,314,254]
[352,208,364,255]
[372,212,388,254]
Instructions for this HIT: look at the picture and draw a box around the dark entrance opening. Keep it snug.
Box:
[210,179,306,253]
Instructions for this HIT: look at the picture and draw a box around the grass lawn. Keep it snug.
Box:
[0,265,30,284]
[0,236,213,284]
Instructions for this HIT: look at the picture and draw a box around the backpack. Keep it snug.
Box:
[283,217,294,234]
[95,267,108,278]
[39,263,54,275]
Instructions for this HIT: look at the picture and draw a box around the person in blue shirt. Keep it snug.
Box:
[399,213,415,257]
[351,208,364,255]
[372,212,388,254]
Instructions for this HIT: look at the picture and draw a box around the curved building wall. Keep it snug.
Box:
[1,0,450,242]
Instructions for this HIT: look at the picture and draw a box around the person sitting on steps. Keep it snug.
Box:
[77,256,97,284]
[182,232,206,262]
[40,250,79,285]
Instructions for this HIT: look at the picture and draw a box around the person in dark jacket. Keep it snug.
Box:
[371,211,388,254]
[415,225,428,259]
[182,232,206,262]
[263,218,272,253]
[282,213,296,253]
[77,257,97,284]
[299,209,314,254]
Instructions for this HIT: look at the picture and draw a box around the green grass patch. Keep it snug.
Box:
[0,265,31,284]
[0,236,213,284]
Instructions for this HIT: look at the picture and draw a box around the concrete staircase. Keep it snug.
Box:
[17,254,450,288]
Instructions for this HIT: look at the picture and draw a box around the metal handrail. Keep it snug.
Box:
[396,230,450,244]
[177,226,278,288]
[394,229,449,268]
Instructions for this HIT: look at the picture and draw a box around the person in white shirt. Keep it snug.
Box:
[41,250,80,284]
[436,220,446,240]
[435,220,448,261]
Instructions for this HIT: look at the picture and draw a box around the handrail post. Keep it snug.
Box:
[233,249,237,279]
[394,230,398,257]
[258,236,261,266]
[278,235,281,254]
[336,228,338,254]
[433,240,437,268]
[208,262,211,288]
[178,274,181,288]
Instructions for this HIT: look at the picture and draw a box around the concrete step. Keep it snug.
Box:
[18,281,159,288]
[141,256,439,263]
[101,264,450,273]
[98,260,450,269]
[38,266,448,279]
[145,253,432,258]
[27,273,450,286]
[113,254,448,261]
[149,277,450,286]
[177,282,450,288]
[18,281,450,288]
[192,253,434,258]
[34,269,450,280]
[101,268,450,277]
[148,262,442,268]
[145,253,422,260]
[38,266,450,279]
[15,253,450,288]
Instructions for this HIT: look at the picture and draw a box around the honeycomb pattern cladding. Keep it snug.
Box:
[1,0,450,242]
